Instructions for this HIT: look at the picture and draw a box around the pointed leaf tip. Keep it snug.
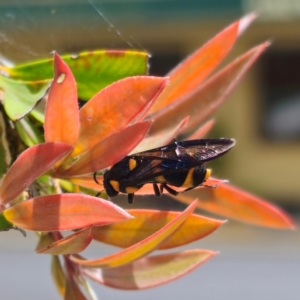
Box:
[150,42,268,135]
[51,255,66,296]
[238,13,257,36]
[72,76,166,158]
[37,227,92,254]
[148,18,240,114]
[44,52,79,145]
[176,179,295,229]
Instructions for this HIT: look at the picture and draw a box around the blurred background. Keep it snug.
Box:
[0,0,299,299]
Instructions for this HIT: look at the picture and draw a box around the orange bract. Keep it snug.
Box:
[92,209,224,250]
[3,194,132,231]
[70,200,198,268]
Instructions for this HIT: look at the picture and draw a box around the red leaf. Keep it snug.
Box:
[65,276,88,300]
[175,178,295,229]
[0,142,73,209]
[82,250,216,290]
[71,76,166,158]
[92,209,224,249]
[44,52,79,146]
[186,119,215,140]
[37,227,92,254]
[3,194,132,231]
[58,121,151,177]
[70,200,198,268]
[148,18,241,114]
[131,117,189,153]
[149,42,269,135]
[69,175,103,191]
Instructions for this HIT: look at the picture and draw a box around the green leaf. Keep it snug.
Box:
[2,50,149,100]
[0,111,12,175]
[0,75,51,120]
[15,117,44,146]
[51,255,66,297]
[0,213,13,231]
[30,100,46,123]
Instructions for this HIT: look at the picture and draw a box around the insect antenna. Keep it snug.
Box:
[93,172,101,185]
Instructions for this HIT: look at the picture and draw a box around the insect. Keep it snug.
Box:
[94,138,235,204]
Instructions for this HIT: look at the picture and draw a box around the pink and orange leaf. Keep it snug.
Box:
[57,121,151,177]
[149,17,242,114]
[92,209,224,250]
[65,275,88,300]
[69,176,103,192]
[175,178,294,229]
[3,194,132,231]
[37,227,92,255]
[0,142,73,209]
[186,119,215,140]
[70,200,198,268]
[44,52,79,146]
[132,178,293,229]
[82,249,216,290]
[70,76,167,158]
[130,117,189,153]
[149,42,269,135]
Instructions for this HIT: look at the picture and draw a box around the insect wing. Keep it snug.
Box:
[124,138,235,185]
[132,138,235,163]
[175,138,235,163]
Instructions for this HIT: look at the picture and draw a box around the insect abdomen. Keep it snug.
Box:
[163,164,206,188]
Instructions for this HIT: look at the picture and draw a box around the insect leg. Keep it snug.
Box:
[93,172,101,185]
[128,193,135,204]
[161,183,181,196]
[153,183,162,197]
[160,184,164,194]
[162,184,214,196]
